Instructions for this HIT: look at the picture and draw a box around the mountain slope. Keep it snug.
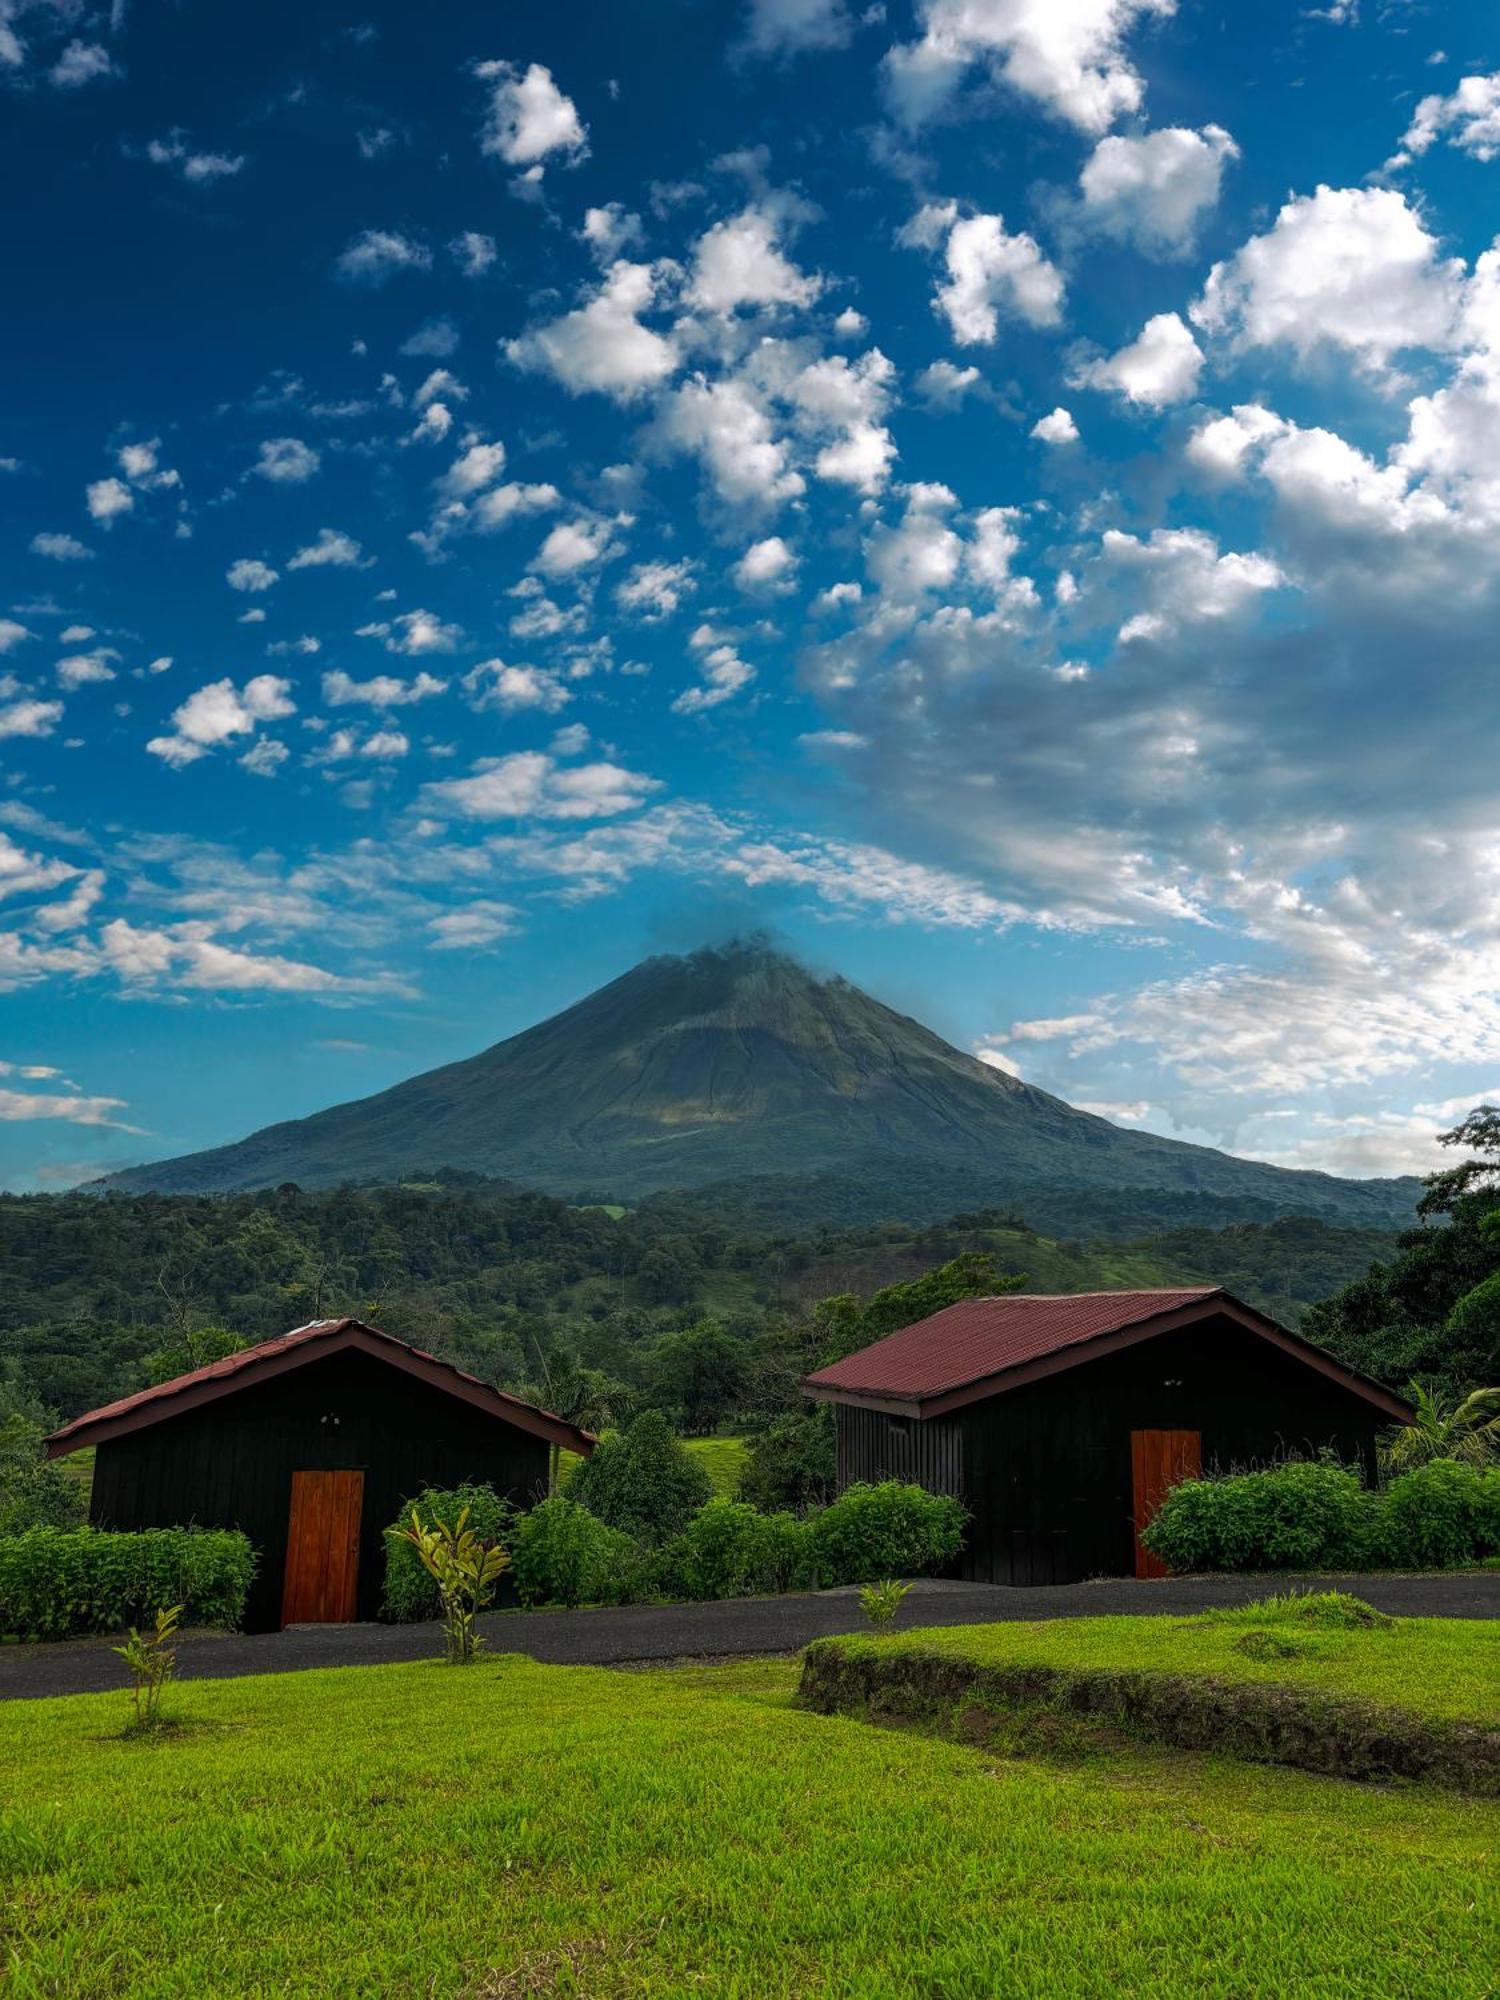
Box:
[98,942,1420,1227]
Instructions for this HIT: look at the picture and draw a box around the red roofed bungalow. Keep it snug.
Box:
[803,1289,1410,1585]
[48,1319,596,1632]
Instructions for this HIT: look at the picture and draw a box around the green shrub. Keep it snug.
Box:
[1381,1461,1500,1568]
[382,1483,516,1623]
[509,1496,642,1608]
[1141,1460,1379,1574]
[655,1499,808,1600]
[567,1410,712,1545]
[0,1526,255,1641]
[739,1409,836,1513]
[806,1482,966,1587]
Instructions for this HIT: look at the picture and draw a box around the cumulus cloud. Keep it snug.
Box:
[1078,124,1237,256]
[145,132,246,183]
[357,608,463,655]
[288,528,363,569]
[50,39,116,88]
[581,203,644,265]
[424,751,659,820]
[883,0,1174,134]
[506,261,679,401]
[673,636,757,714]
[475,60,586,168]
[1031,405,1079,443]
[427,900,520,950]
[1072,310,1203,406]
[85,476,133,524]
[335,230,433,284]
[616,559,696,622]
[147,675,295,768]
[450,230,498,277]
[687,207,822,314]
[0,699,64,740]
[653,372,806,511]
[740,0,853,57]
[902,204,1064,344]
[462,660,570,714]
[254,436,320,484]
[530,517,624,578]
[321,670,446,708]
[30,532,92,561]
[1193,185,1465,376]
[226,557,278,592]
[0,619,32,655]
[734,535,797,589]
[1397,72,1500,165]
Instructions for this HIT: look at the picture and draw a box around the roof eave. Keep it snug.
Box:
[802,1294,1414,1425]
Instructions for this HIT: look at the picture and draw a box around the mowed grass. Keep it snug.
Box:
[4,1650,1497,1998]
[859,1601,1500,1725]
[557,1431,747,1498]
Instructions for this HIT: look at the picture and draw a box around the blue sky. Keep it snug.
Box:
[2,0,1499,1191]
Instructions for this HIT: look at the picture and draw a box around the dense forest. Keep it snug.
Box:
[0,1172,1406,1429]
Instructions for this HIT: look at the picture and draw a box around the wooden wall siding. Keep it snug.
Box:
[90,1347,551,1631]
[835,1312,1384,1587]
[837,1405,964,1497]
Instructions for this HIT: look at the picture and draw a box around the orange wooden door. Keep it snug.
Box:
[281,1469,364,1626]
[1130,1430,1201,1579]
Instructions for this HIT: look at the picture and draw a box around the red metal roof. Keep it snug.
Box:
[47,1316,597,1457]
[805,1290,1223,1402]
[802,1287,1412,1423]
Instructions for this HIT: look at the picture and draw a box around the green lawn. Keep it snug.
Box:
[3,1647,1496,1997]
[849,1598,1500,1726]
[557,1431,747,1498]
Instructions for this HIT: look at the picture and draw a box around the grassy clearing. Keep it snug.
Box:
[3,1650,1497,1997]
[847,1598,1500,1726]
[557,1431,746,1498]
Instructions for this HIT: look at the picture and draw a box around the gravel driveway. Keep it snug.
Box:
[3,1570,1496,1702]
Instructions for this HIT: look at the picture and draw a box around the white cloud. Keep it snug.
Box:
[785,348,898,491]
[1193,185,1465,376]
[616,558,696,622]
[0,1083,132,1127]
[254,436,320,484]
[687,207,822,314]
[530,517,623,578]
[438,440,507,498]
[55,649,118,689]
[226,557,278,593]
[916,360,983,407]
[50,39,115,87]
[450,230,497,277]
[581,203,644,265]
[1072,310,1203,406]
[1031,405,1079,444]
[905,205,1064,344]
[865,484,963,600]
[145,133,245,183]
[740,0,853,57]
[424,751,659,820]
[428,900,520,950]
[0,619,32,655]
[883,0,1174,134]
[1098,526,1284,641]
[85,476,133,524]
[654,372,806,511]
[321,670,446,708]
[1078,123,1237,256]
[400,317,459,360]
[99,919,390,996]
[147,675,295,767]
[358,608,464,655]
[1398,72,1500,165]
[0,700,64,740]
[475,60,586,167]
[673,641,756,714]
[239,738,289,778]
[735,535,797,589]
[506,261,678,402]
[30,532,92,561]
[335,229,433,284]
[463,660,570,714]
[288,528,363,569]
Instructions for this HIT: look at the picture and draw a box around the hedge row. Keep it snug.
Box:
[1143,1459,1500,1574]
[385,1480,966,1616]
[0,1526,256,1642]
[799,1638,1500,1796]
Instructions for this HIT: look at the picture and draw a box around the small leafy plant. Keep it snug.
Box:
[401,1506,510,1664]
[113,1603,182,1732]
[858,1577,912,1631]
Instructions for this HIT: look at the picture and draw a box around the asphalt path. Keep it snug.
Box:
[3,1570,1496,1702]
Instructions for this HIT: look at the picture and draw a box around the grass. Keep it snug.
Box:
[556,1432,748,1498]
[3,1646,1497,1997]
[841,1597,1500,1726]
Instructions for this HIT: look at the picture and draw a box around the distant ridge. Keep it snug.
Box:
[98,940,1420,1229]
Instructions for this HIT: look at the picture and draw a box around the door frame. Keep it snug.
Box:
[1130,1429,1201,1579]
[281,1467,365,1626]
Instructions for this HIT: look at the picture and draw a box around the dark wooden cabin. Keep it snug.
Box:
[47,1317,595,1632]
[803,1288,1411,1585]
